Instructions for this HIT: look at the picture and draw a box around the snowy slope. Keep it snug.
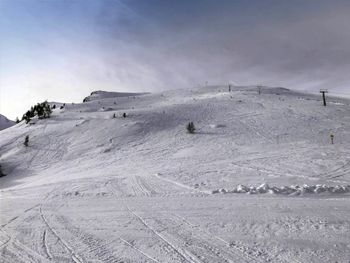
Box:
[1,86,350,262]
[0,114,15,131]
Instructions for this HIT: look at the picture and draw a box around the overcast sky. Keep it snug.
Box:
[1,0,350,119]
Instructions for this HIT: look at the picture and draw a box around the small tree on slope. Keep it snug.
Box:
[24,135,29,147]
[186,122,196,134]
[0,164,5,177]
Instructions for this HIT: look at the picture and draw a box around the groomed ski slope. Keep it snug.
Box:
[1,86,350,262]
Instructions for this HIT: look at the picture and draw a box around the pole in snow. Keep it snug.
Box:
[228,84,231,92]
[330,134,334,144]
[257,84,262,95]
[320,89,328,106]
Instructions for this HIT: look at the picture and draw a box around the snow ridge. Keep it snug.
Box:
[83,90,148,102]
[0,114,15,130]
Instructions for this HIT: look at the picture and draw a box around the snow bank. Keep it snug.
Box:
[211,183,350,196]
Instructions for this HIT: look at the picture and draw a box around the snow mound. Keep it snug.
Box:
[83,90,148,102]
[211,184,350,196]
[0,114,15,130]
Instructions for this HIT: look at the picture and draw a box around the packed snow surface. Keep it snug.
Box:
[1,85,350,262]
[0,115,15,131]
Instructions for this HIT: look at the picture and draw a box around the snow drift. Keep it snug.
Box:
[212,183,350,195]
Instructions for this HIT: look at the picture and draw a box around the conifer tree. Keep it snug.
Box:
[0,164,4,177]
[21,101,52,123]
[24,135,29,147]
[186,122,196,134]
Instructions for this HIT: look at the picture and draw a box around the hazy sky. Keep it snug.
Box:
[1,0,350,119]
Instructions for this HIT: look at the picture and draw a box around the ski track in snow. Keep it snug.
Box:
[42,229,52,260]
[119,237,162,263]
[107,176,261,262]
[125,205,202,263]
[40,206,85,263]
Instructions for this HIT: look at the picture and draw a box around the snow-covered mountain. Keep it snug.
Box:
[0,114,15,130]
[1,86,349,262]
